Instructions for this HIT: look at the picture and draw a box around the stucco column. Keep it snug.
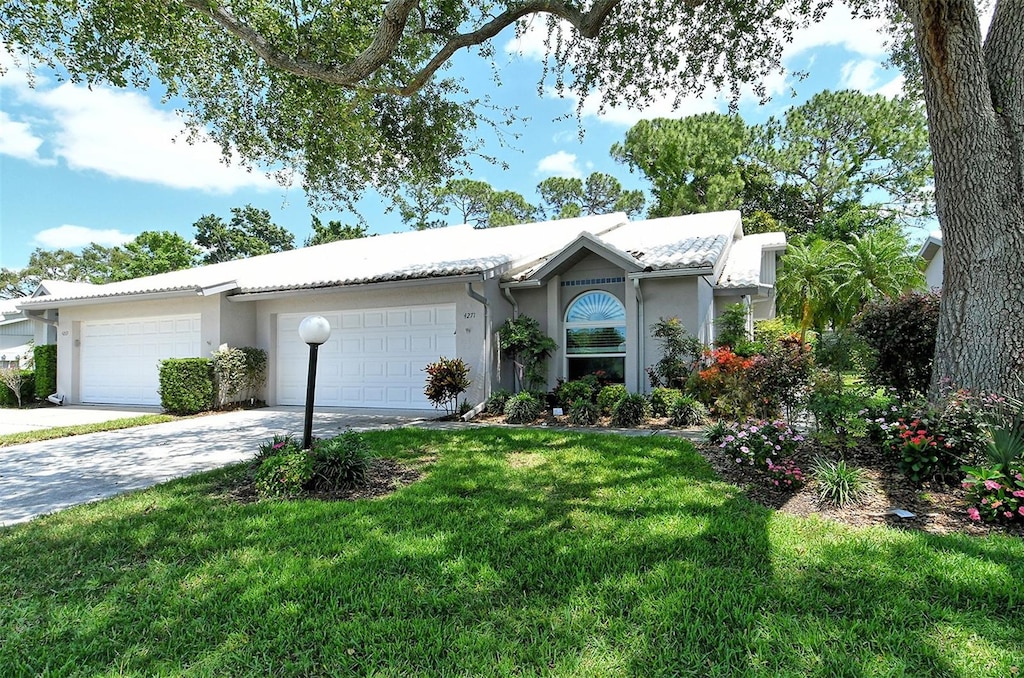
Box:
[546,275,560,389]
[624,275,639,393]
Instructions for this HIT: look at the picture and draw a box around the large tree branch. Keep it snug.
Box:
[179,0,630,95]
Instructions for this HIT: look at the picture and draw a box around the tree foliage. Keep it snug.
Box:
[194,205,295,263]
[304,216,369,246]
[537,172,644,219]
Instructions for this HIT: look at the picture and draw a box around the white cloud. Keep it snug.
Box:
[786,7,889,59]
[0,111,51,163]
[839,59,906,97]
[26,83,278,192]
[536,151,581,178]
[33,224,135,249]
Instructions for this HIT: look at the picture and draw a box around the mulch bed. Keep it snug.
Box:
[216,458,425,504]
[698,438,1024,538]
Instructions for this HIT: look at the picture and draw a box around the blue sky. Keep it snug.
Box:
[0,7,909,271]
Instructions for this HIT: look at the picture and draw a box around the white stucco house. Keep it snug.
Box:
[919,230,943,290]
[14,210,786,409]
[0,298,41,369]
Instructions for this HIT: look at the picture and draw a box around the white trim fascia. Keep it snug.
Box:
[713,284,773,297]
[500,279,544,289]
[626,267,715,280]
[17,288,203,309]
[526,232,644,283]
[198,280,239,296]
[227,273,482,301]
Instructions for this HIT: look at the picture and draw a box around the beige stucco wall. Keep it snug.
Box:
[249,280,490,407]
[54,294,257,404]
[637,276,706,393]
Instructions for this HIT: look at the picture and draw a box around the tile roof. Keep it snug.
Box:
[601,211,742,271]
[18,213,627,306]
[716,232,786,289]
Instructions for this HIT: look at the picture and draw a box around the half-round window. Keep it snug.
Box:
[565,291,626,382]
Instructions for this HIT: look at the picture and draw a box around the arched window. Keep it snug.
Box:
[565,291,626,382]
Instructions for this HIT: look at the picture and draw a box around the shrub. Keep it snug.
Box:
[649,387,682,417]
[811,458,870,507]
[158,358,215,414]
[766,459,806,491]
[813,330,867,373]
[596,384,628,414]
[311,430,373,490]
[695,347,760,420]
[34,344,57,398]
[749,335,813,420]
[423,356,472,415]
[256,434,299,463]
[504,391,542,424]
[212,345,267,407]
[498,315,556,391]
[568,399,600,426]
[718,420,804,469]
[554,379,596,408]
[0,368,35,408]
[255,449,314,499]
[668,395,709,427]
[961,465,1024,523]
[646,317,703,389]
[611,392,649,428]
[714,302,750,350]
[805,371,873,441]
[703,420,730,445]
[852,291,940,398]
[486,389,512,415]
[753,317,800,347]
[889,413,969,485]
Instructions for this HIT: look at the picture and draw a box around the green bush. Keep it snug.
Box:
[0,369,35,408]
[646,316,704,389]
[852,292,939,398]
[311,430,373,490]
[158,358,215,414]
[597,384,628,414]
[554,379,596,408]
[486,389,512,415]
[423,356,472,415]
[256,434,299,463]
[668,395,709,427]
[504,391,542,424]
[611,392,649,428]
[649,387,682,417]
[212,345,267,407]
[255,449,314,499]
[568,399,599,426]
[34,344,57,397]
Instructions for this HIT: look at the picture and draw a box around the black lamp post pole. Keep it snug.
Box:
[302,342,320,450]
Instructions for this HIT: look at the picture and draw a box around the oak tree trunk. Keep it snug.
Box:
[901,0,1024,400]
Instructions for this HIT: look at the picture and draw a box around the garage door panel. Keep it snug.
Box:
[81,314,201,406]
[277,303,456,409]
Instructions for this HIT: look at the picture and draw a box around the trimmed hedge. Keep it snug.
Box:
[34,344,57,398]
[158,358,215,414]
[0,370,36,408]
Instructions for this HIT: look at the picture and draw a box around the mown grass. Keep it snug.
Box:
[0,414,178,447]
[1,427,1021,677]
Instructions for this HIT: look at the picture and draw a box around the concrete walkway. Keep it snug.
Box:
[0,406,435,527]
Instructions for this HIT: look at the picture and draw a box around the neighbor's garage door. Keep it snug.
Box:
[277,304,457,409]
[80,315,202,405]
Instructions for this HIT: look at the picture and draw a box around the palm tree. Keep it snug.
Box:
[833,226,925,325]
[776,238,844,342]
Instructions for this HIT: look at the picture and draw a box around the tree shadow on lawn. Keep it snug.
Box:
[1,427,1021,676]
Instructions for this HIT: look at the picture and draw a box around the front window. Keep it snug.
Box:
[565,291,625,382]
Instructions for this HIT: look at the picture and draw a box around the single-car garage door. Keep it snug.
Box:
[80,315,202,405]
[277,304,457,409]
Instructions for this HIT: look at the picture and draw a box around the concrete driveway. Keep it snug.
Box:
[0,406,437,527]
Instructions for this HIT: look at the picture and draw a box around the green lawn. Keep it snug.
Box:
[1,428,1021,677]
[0,414,178,447]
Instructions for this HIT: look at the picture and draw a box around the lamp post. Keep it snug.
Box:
[298,315,331,450]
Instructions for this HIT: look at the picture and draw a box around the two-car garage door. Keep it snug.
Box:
[277,304,456,409]
[80,315,202,406]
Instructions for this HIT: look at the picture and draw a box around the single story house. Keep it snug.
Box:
[919,230,943,291]
[15,210,786,409]
[0,298,43,370]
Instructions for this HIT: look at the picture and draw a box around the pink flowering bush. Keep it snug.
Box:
[961,466,1024,523]
[766,459,806,490]
[718,419,804,468]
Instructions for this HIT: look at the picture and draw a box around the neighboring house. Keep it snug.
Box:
[0,298,40,369]
[919,230,943,291]
[15,211,786,408]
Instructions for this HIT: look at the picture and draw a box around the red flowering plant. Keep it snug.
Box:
[696,347,763,419]
[766,459,806,490]
[961,466,1024,523]
[889,415,962,485]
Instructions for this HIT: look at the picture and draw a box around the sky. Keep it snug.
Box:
[0,6,911,271]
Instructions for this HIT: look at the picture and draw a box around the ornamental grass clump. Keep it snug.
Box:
[811,458,870,507]
[568,399,599,426]
[311,429,372,490]
[610,392,649,428]
[597,384,628,414]
[504,391,542,424]
[668,395,709,427]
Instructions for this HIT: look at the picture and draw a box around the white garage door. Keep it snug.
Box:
[277,304,457,409]
[81,315,202,405]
